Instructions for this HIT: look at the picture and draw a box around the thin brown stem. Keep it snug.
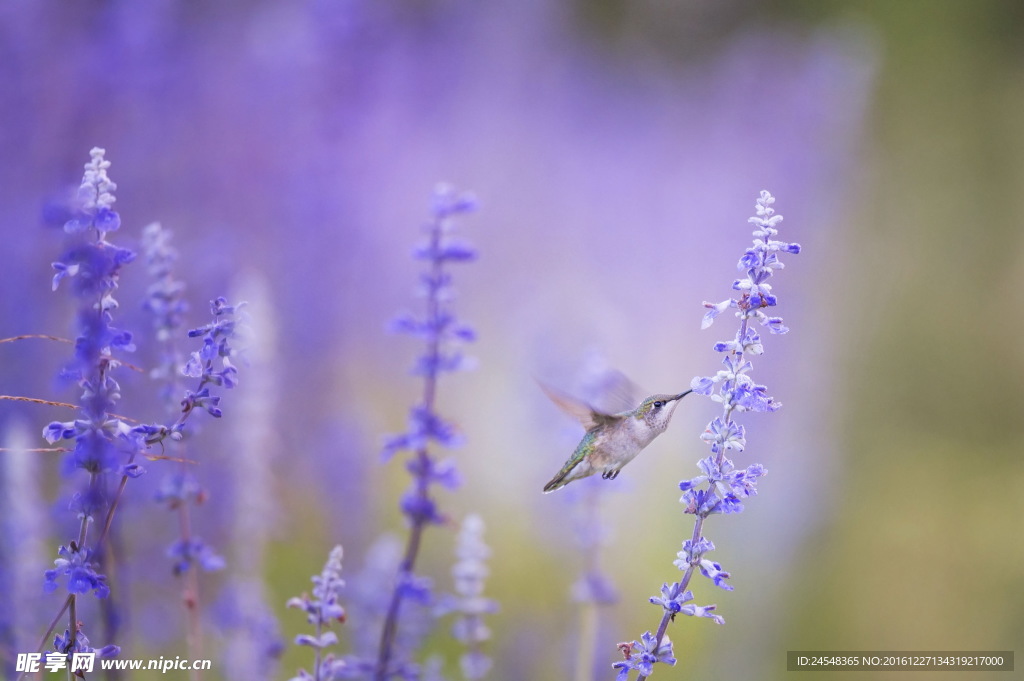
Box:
[175,449,204,681]
[0,334,146,373]
[374,449,432,680]
[97,470,132,548]
[0,333,73,345]
[67,597,77,681]
[0,395,143,426]
[0,395,79,410]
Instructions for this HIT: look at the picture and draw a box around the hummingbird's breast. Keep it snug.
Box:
[586,422,647,468]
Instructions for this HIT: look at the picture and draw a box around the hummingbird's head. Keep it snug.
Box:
[635,390,692,432]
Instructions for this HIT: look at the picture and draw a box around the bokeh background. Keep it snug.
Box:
[1,0,1022,680]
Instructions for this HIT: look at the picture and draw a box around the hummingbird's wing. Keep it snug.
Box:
[538,382,623,430]
[586,369,640,416]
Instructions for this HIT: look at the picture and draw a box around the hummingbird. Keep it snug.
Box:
[541,384,693,493]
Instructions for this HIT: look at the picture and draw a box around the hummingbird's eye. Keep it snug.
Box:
[653,401,664,408]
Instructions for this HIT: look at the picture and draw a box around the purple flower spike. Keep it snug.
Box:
[287,546,348,680]
[43,149,145,658]
[620,192,799,680]
[373,185,480,679]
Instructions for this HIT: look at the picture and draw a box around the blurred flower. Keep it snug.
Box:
[288,545,348,681]
[166,537,225,575]
[223,272,285,680]
[141,222,186,320]
[436,514,498,680]
[153,472,204,509]
[220,586,286,680]
[338,535,435,679]
[141,222,188,401]
[566,354,625,607]
[374,184,479,680]
[382,184,479,467]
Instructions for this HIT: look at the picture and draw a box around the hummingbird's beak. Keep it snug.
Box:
[671,390,693,401]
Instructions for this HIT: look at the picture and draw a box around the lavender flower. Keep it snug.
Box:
[374,184,479,681]
[40,150,240,662]
[52,626,120,661]
[144,297,242,579]
[622,191,800,681]
[46,148,138,482]
[612,633,676,681]
[139,295,245,449]
[142,225,231,598]
[166,538,226,575]
[287,545,348,681]
[181,297,243,411]
[136,235,244,678]
[42,148,139,658]
[43,542,110,597]
[59,148,121,239]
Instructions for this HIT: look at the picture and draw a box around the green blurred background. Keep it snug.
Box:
[711,1,1024,679]
[777,1,1024,679]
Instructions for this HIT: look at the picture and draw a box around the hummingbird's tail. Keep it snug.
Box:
[542,459,581,493]
[542,473,569,493]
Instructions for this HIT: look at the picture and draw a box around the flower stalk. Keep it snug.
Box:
[618,191,800,680]
[374,185,479,680]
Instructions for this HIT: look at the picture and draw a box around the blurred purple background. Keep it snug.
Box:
[1,1,885,679]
